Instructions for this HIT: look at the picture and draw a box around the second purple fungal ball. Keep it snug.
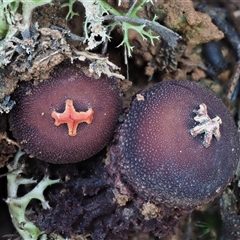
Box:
[111,80,240,210]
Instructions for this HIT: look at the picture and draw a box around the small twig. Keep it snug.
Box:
[238,103,240,132]
[124,44,129,80]
[51,25,85,42]
[72,49,125,79]
[185,214,192,240]
[0,133,20,149]
[103,15,182,49]
[37,50,60,63]
[126,0,138,17]
[221,0,240,36]
[197,5,240,103]
[227,61,240,102]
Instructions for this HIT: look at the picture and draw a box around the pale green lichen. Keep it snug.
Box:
[0,0,181,68]
[101,0,159,57]
[76,0,181,56]
[0,1,19,40]
[0,0,53,67]
[61,0,79,20]
[6,150,61,240]
[0,0,52,41]
[79,0,111,50]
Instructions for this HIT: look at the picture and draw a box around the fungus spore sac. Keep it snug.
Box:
[110,80,240,210]
[8,61,122,164]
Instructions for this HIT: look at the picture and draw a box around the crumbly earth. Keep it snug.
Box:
[0,0,240,239]
[29,156,188,239]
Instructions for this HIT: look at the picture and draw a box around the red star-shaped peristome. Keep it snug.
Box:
[51,99,94,137]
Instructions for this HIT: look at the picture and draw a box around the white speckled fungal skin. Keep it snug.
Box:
[116,80,240,209]
[9,62,122,164]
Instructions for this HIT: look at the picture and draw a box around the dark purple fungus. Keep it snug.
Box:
[9,61,122,164]
[110,80,240,210]
[23,80,240,240]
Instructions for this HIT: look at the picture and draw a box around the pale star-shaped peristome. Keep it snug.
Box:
[51,99,94,137]
[190,103,222,148]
